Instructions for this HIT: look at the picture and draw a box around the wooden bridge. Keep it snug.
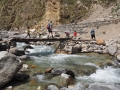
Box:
[10,38,72,43]
[10,38,92,43]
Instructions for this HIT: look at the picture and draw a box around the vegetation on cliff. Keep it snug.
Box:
[0,0,118,30]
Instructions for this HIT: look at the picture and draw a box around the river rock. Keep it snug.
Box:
[65,70,75,79]
[0,51,22,87]
[107,45,118,55]
[23,44,33,50]
[19,55,30,60]
[86,82,120,90]
[45,68,53,74]
[96,38,105,45]
[94,50,103,54]
[45,84,60,90]
[9,47,18,55]
[116,54,120,61]
[60,73,72,87]
[5,86,13,90]
[64,46,72,52]
[37,86,42,90]
[0,43,8,51]
[72,44,82,54]
[12,73,29,81]
[9,48,25,56]
[51,68,67,75]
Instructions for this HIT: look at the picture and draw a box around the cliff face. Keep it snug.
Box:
[0,0,117,30]
[0,0,46,29]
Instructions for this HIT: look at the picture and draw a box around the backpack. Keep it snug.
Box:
[46,24,50,29]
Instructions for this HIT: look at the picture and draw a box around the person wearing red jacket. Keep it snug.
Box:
[74,31,77,38]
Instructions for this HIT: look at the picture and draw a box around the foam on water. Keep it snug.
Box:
[61,83,84,90]
[77,67,120,83]
[17,42,26,49]
[32,54,88,64]
[36,75,45,82]
[27,45,54,56]
[89,66,120,83]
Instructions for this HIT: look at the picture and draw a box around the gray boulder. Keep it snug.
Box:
[51,68,67,75]
[0,51,22,87]
[87,82,120,90]
[9,48,25,56]
[107,45,118,55]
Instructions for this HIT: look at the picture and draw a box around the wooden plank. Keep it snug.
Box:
[11,38,71,42]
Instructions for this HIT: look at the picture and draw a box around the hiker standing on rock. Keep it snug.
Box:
[90,29,95,40]
[47,21,53,38]
[25,26,31,38]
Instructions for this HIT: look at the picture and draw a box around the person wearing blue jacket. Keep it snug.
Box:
[90,29,95,39]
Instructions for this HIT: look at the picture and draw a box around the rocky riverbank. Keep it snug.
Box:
[0,30,120,90]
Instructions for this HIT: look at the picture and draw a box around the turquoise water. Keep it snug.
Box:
[9,43,120,90]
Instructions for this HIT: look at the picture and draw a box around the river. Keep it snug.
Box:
[10,42,120,90]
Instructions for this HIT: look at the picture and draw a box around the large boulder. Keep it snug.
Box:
[96,39,105,45]
[9,48,25,56]
[87,82,120,90]
[107,45,118,55]
[0,51,22,87]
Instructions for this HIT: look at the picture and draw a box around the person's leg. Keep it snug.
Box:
[51,31,53,38]
[91,34,93,39]
[93,34,95,39]
[25,34,28,38]
[29,33,31,38]
[48,29,50,38]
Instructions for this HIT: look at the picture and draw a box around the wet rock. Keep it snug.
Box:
[116,54,120,61]
[51,68,67,75]
[60,73,72,87]
[37,86,42,90]
[9,48,25,56]
[12,73,29,81]
[94,50,103,54]
[72,44,82,54]
[19,55,30,60]
[90,41,97,44]
[45,84,60,90]
[20,64,29,72]
[107,45,118,55]
[77,65,97,76]
[86,82,120,90]
[9,47,18,55]
[0,43,8,51]
[45,68,53,74]
[17,50,25,56]
[65,70,75,79]
[29,65,37,68]
[64,46,72,52]
[23,44,33,50]
[5,86,13,90]
[0,51,22,87]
